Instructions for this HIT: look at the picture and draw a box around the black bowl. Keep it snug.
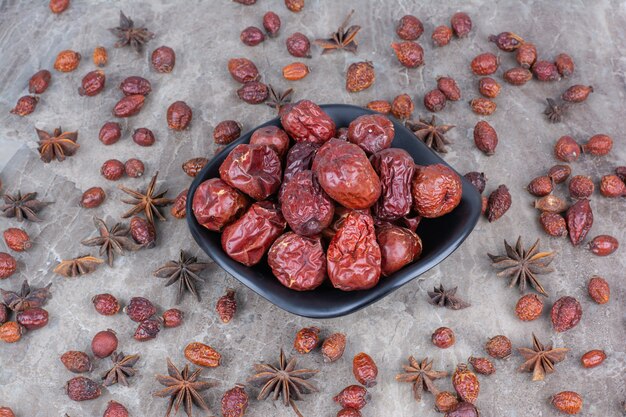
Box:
[186,104,481,318]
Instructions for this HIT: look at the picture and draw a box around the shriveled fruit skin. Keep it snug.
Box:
[432,326,455,348]
[473,120,498,155]
[370,148,414,221]
[221,385,249,417]
[516,43,537,68]
[322,333,346,362]
[568,175,594,199]
[486,185,511,222]
[346,61,375,93]
[503,67,532,85]
[333,385,370,410]
[470,98,496,115]
[16,307,48,330]
[391,94,414,119]
[582,134,612,156]
[432,25,453,47]
[293,326,320,354]
[353,352,378,387]
[515,294,544,321]
[588,235,618,256]
[337,409,362,417]
[125,297,156,322]
[551,296,582,332]
[599,175,626,197]
[103,400,129,417]
[555,53,575,77]
[562,85,593,103]
[219,144,282,201]
[435,391,459,413]
[0,322,23,343]
[527,176,553,196]
[216,291,237,323]
[280,100,336,144]
[452,364,479,403]
[450,12,472,37]
[445,401,479,417]
[376,225,422,277]
[162,308,184,328]
[533,60,560,81]
[411,164,462,218]
[424,89,447,112]
[565,199,593,245]
[396,15,424,40]
[554,136,581,162]
[268,233,326,291]
[348,114,394,155]
[587,276,610,304]
[66,376,101,401]
[61,350,92,373]
[3,228,31,251]
[478,77,500,98]
[548,164,571,184]
[581,349,606,368]
[437,77,461,101]
[133,318,161,341]
[0,407,16,417]
[92,294,120,316]
[468,356,495,375]
[91,329,118,358]
[551,391,583,415]
[485,335,511,358]
[470,53,499,75]
[391,41,425,68]
[184,342,221,367]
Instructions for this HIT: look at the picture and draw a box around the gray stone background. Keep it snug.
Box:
[0,0,624,416]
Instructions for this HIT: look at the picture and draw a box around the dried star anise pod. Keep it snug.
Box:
[427,284,470,310]
[36,127,79,163]
[247,348,318,417]
[395,356,448,402]
[109,11,155,53]
[154,358,217,417]
[488,237,554,297]
[314,10,360,54]
[103,351,140,386]
[1,191,50,222]
[81,217,142,266]
[153,250,209,303]
[544,98,568,123]
[405,116,455,153]
[266,85,293,114]
[518,333,569,381]
[1,279,52,312]
[53,255,104,277]
[119,172,173,225]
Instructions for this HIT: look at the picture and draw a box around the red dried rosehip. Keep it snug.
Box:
[29,69,51,94]
[101,159,125,181]
[551,391,583,414]
[263,11,281,37]
[151,45,176,73]
[581,350,606,369]
[170,189,187,219]
[0,252,17,279]
[588,276,610,304]
[92,294,120,316]
[334,385,370,410]
[468,356,496,375]
[61,351,92,373]
[3,228,31,252]
[54,50,81,72]
[16,307,48,330]
[391,94,414,119]
[237,81,269,104]
[391,41,424,68]
[478,77,500,98]
[599,174,626,197]
[214,120,242,145]
[588,235,618,256]
[515,294,544,321]
[473,120,498,155]
[133,318,161,341]
[113,94,145,117]
[353,352,378,387]
[182,157,209,177]
[503,67,532,85]
[216,290,237,324]
[104,401,129,417]
[10,96,38,116]
[432,25,453,47]
[130,216,156,247]
[432,326,455,348]
[537,195,569,216]
[93,46,108,68]
[221,384,249,417]
[227,58,260,83]
[452,364,479,403]
[294,326,320,354]
[321,333,346,362]
[555,53,575,77]
[566,199,593,246]
[167,101,192,130]
[412,164,462,218]
[49,0,69,13]
[132,128,155,147]
[120,76,152,96]
[488,31,524,51]
[562,85,593,103]
[99,122,121,145]
[450,12,472,37]
[162,308,184,328]
[66,376,101,401]
[569,175,594,199]
[540,212,568,237]
[437,76,461,101]
[554,136,581,162]
[533,60,560,81]
[125,297,156,322]
[285,0,304,12]
[346,61,375,93]
[485,335,511,359]
[464,172,487,194]
[366,100,391,114]
[337,409,361,417]
[240,26,265,46]
[551,296,582,332]
[0,321,23,343]
[548,164,571,184]
[471,53,499,75]
[527,176,553,196]
[0,303,8,324]
[424,89,447,112]
[516,42,537,68]
[616,166,626,182]
[582,134,612,156]
[435,391,459,413]
[397,15,423,40]
[469,98,496,115]
[286,32,311,58]
[124,158,145,178]
[91,329,118,358]
[78,70,105,96]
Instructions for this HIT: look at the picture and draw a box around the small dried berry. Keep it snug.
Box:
[616,166,626,182]
[480,196,488,215]
[432,326,455,348]
[294,326,320,354]
[66,376,101,401]
[515,294,544,321]
[61,351,92,373]
[134,318,161,341]
[228,58,260,83]
[478,77,500,98]
[79,186,106,208]
[49,0,69,13]
[588,235,618,256]
[346,61,375,92]
[263,11,281,37]
[99,122,121,145]
[91,329,118,358]
[599,174,626,197]
[353,352,378,387]
[568,175,594,199]
[29,69,51,94]
[113,94,145,117]
[555,53,575,77]
[237,81,269,104]
[464,172,487,194]
[562,85,593,103]
[554,136,581,162]
[0,303,7,324]
[432,25,453,47]
[0,321,23,343]
[587,276,610,304]
[435,391,459,413]
[551,391,583,415]
[527,176,552,197]
[3,228,31,252]
[391,94,414,119]
[450,12,472,37]
[167,101,192,130]
[54,50,81,72]
[216,290,237,324]
[286,32,311,58]
[93,46,107,67]
[366,100,391,114]
[470,98,496,115]
[533,60,560,81]
[566,199,593,246]
[582,134,612,156]
[468,356,495,375]
[471,53,499,75]
[551,296,582,332]
[516,42,537,68]
[182,157,209,177]
[78,70,105,96]
[0,253,17,279]
[131,128,154,147]
[124,158,145,178]
[240,26,265,46]
[473,120,498,155]
[488,31,524,52]
[424,89,447,112]
[485,335,511,359]
[130,216,156,247]
[446,402,479,417]
[548,164,571,184]
[16,307,48,330]
[322,332,346,362]
[285,0,304,12]
[337,409,361,417]
[486,185,511,222]
[125,297,156,322]
[391,41,424,68]
[10,96,38,116]
[184,341,221,367]
[333,385,370,410]
[503,67,532,85]
[452,364,479,403]
[162,308,184,328]
[581,350,606,368]
[101,159,125,181]
[151,45,176,73]
[92,294,120,316]
[221,385,249,417]
[540,212,568,237]
[214,120,242,145]
[397,15,423,40]
[170,189,187,219]
[534,195,568,213]
[437,77,461,101]
[104,401,129,417]
[120,76,152,96]
[283,62,310,81]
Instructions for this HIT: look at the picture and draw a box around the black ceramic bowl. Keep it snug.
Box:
[186,104,481,318]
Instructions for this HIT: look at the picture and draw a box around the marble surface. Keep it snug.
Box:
[0,0,624,416]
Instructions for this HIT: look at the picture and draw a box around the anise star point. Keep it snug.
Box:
[395,356,448,402]
[109,11,155,53]
[36,127,79,163]
[1,191,50,222]
[103,351,140,387]
[266,85,293,115]
[1,279,52,312]
[314,10,361,54]
[81,217,142,267]
[153,250,209,303]
[405,116,455,153]
[518,333,569,381]
[119,172,173,225]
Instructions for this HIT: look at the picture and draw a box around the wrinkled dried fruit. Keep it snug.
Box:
[294,326,320,354]
[101,159,125,181]
[412,164,462,218]
[151,45,176,73]
[551,296,582,332]
[468,356,495,375]
[49,0,69,13]
[92,293,120,316]
[237,81,269,104]
[568,175,594,199]
[0,321,22,343]
[391,41,424,68]
[93,46,107,67]
[353,352,378,387]
[120,76,152,96]
[113,94,145,117]
[534,194,568,213]
[469,98,496,115]
[581,350,606,368]
[464,172,487,194]
[282,100,336,143]
[213,120,242,145]
[582,134,612,156]
[555,53,575,77]
[54,50,81,72]
[473,120,498,155]
[283,62,310,81]
[10,96,38,116]
[366,100,391,114]
[125,297,156,322]
[432,25,453,47]
[450,12,472,37]
[391,94,414,119]
[554,136,581,162]
[167,101,192,130]
[562,85,593,103]
[471,53,499,75]
[192,178,249,232]
[132,127,155,147]
[280,170,334,235]
[29,69,51,94]
[347,114,394,155]
[478,77,500,98]
[285,0,304,12]
[0,253,17,279]
[170,189,187,219]
[3,228,31,252]
[334,385,370,410]
[322,333,346,362]
[184,342,221,367]
[337,409,361,417]
[286,32,311,58]
[216,290,237,323]
[220,143,282,200]
[424,89,447,112]
[0,304,7,324]
[228,58,260,83]
[452,364,479,403]
[489,31,524,51]
[486,335,512,359]
[588,235,618,256]
[540,212,567,237]
[262,11,281,37]
[437,77,461,101]
[124,158,145,178]
[346,61,375,92]
[104,401,129,417]
[250,126,289,158]
[533,60,560,81]
[222,385,249,417]
[182,157,209,177]
[503,67,532,85]
[588,276,610,304]
[268,233,326,291]
[515,294,544,321]
[240,26,265,46]
[78,70,105,96]
[133,318,160,341]
[527,176,553,197]
[445,401,479,417]
[600,174,626,197]
[516,42,537,68]
[61,351,92,373]
[162,308,184,328]
[565,199,593,245]
[16,307,48,330]
[486,185,511,222]
[99,122,122,145]
[377,225,421,276]
[371,148,414,220]
[551,391,582,414]
[432,326,455,348]
[548,164,571,184]
[91,329,118,358]
[66,376,101,401]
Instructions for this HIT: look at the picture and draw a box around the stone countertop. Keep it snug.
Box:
[0,0,624,416]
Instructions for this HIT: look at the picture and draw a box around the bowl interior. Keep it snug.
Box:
[186,104,482,318]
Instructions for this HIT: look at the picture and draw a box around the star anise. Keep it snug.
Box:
[427,284,471,310]
[53,255,104,277]
[395,356,448,402]
[109,11,155,53]
[35,127,79,163]
[154,358,217,417]
[488,237,554,297]
[1,280,52,312]
[518,333,569,381]
[544,98,568,123]
[405,116,455,153]
[247,348,318,417]
[103,351,140,386]
[81,217,142,267]
[153,250,209,303]
[266,85,293,114]
[314,10,360,54]
[1,191,50,222]
[119,172,173,225]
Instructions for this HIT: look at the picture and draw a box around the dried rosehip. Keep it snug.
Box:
[228,58,260,83]
[551,391,583,414]
[452,364,479,403]
[220,143,282,200]
[477,77,500,98]
[322,333,346,362]
[184,342,221,367]
[391,93,414,119]
[437,77,461,101]
[104,401,129,417]
[394,15,423,41]
[262,11,281,37]
[581,350,606,368]
[250,125,290,158]
[49,0,69,13]
[93,46,107,67]
[366,100,391,114]
[66,376,101,401]
[182,157,209,177]
[377,225,421,276]
[0,304,7,324]
[29,69,51,94]
[294,326,320,354]
[216,290,237,324]
[170,189,187,219]
[101,159,125,181]
[516,42,538,69]
[81,187,106,209]
[489,32,524,51]
[515,294,543,321]
[473,120,498,155]
[162,308,184,328]
[280,170,334,235]
[588,276,610,304]
[554,136,580,162]
[193,178,249,232]
[91,329,118,358]
[527,176,552,197]
[535,195,568,213]
[446,401,479,417]
[424,89,447,112]
[130,216,156,247]
[464,172,487,194]
[540,212,568,237]
[314,139,381,209]
[234,0,256,4]
[471,53,499,76]
[268,232,326,291]
[485,335,511,359]
[0,253,17,279]
[347,114,394,155]
[486,185,511,222]
[3,228,31,252]
[125,297,156,322]
[134,318,160,341]
[0,321,22,343]
[562,85,593,103]
[214,120,242,145]
[346,61,375,93]
[151,45,176,73]
[391,41,424,68]
[599,174,626,197]
[54,50,81,72]
[92,293,120,316]
[533,60,560,81]
[16,307,48,330]
[10,96,38,116]
[551,296,582,332]
[450,12,472,37]
[286,32,311,58]
[616,166,626,182]
[124,158,145,178]
[120,76,152,96]
[469,98,496,115]
[566,199,593,245]
[503,67,532,85]
[353,352,378,387]
[337,409,361,417]
[113,94,145,117]
[468,356,495,375]
[432,326,455,348]
[167,101,192,130]
[548,164,571,184]
[555,53,575,77]
[582,134,612,156]
[283,62,310,81]
[237,81,269,104]
[78,70,105,96]
[412,164,462,218]
[281,100,336,144]
[588,235,618,256]
[132,128,155,147]
[371,148,414,220]
[240,26,265,46]
[285,0,304,12]
[61,351,92,373]
[334,385,370,410]
[569,175,594,199]
[99,122,122,145]
[222,385,249,417]
[432,25,453,47]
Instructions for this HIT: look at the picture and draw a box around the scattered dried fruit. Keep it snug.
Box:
[391,41,424,68]
[333,385,370,410]
[54,50,81,72]
[0,321,23,343]
[452,364,479,403]
[162,308,184,328]
[551,296,582,332]
[216,290,237,323]
[565,199,593,245]
[562,85,593,103]
[486,185,511,222]
[151,46,176,73]
[132,128,156,147]
[286,32,311,58]
[61,351,92,373]
[471,53,499,75]
[516,42,537,68]
[552,391,583,415]
[587,276,610,304]
[468,356,495,375]
[540,212,568,237]
[469,97,496,115]
[99,122,122,145]
[322,333,346,362]
[66,376,101,401]
[424,89,447,112]
[473,120,498,155]
[125,158,145,178]
[582,134,612,156]
[555,53,575,77]
[450,12,472,37]
[432,25,453,47]
[353,352,378,387]
[3,228,31,252]
[533,60,560,81]
[133,318,161,341]
[92,294,120,316]
[346,61,375,92]
[167,101,192,130]
[28,69,51,94]
[93,46,107,67]
[125,297,156,322]
[78,70,106,96]
[283,62,310,81]
[515,293,544,321]
[432,326,455,348]
[503,67,532,85]
[101,159,125,181]
[486,335,512,359]
[391,94,414,120]
[488,31,524,51]
[91,329,118,358]
[478,77,500,98]
[10,96,38,116]
[222,384,249,417]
